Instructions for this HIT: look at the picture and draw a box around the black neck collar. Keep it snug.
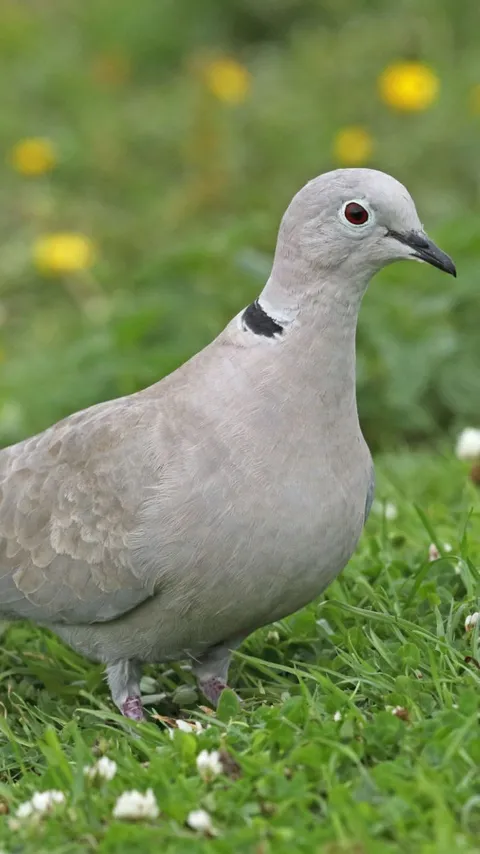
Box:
[241,300,284,338]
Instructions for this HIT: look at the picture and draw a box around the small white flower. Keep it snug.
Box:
[186,808,217,835]
[196,749,223,780]
[175,719,203,734]
[444,543,452,552]
[113,788,159,820]
[333,711,342,721]
[465,612,480,632]
[267,630,280,644]
[15,801,35,819]
[84,756,117,781]
[16,790,65,820]
[385,501,398,521]
[31,790,65,813]
[455,428,480,461]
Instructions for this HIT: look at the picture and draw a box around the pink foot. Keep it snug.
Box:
[199,677,239,708]
[121,695,145,721]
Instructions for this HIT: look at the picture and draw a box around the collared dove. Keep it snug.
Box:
[0,169,455,720]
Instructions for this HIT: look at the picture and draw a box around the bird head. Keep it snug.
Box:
[275,168,456,289]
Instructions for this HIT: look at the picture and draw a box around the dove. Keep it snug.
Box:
[0,169,455,719]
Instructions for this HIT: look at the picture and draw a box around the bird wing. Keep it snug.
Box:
[0,396,159,625]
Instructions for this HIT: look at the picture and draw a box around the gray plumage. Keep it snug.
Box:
[0,169,455,717]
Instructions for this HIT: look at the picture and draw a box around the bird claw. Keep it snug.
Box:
[121,695,145,721]
[198,676,241,708]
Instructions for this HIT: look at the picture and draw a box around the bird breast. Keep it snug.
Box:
[127,433,371,656]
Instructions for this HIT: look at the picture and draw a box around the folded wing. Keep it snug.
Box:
[0,397,157,624]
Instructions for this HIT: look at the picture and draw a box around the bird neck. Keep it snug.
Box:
[254,260,366,425]
[261,245,366,327]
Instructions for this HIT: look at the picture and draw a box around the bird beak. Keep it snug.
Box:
[387,229,457,277]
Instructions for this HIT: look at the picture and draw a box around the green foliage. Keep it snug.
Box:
[358,219,480,445]
[0,0,479,448]
[0,452,478,851]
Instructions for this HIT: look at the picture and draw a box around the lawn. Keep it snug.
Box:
[0,451,478,853]
[0,0,480,851]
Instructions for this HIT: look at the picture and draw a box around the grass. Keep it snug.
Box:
[0,449,478,852]
[1,0,480,850]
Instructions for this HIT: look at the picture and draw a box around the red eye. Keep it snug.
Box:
[344,202,369,225]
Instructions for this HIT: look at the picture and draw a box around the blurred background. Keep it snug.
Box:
[0,0,479,451]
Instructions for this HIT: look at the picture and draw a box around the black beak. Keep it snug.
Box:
[387,229,456,277]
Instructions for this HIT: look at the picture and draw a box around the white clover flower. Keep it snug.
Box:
[176,719,203,734]
[84,756,117,781]
[385,501,398,521]
[31,790,65,812]
[465,612,480,632]
[16,789,65,820]
[186,808,217,835]
[15,801,35,819]
[455,428,480,461]
[113,788,159,820]
[196,749,223,781]
[333,711,342,722]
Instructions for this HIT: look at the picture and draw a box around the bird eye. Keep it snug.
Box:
[343,201,369,225]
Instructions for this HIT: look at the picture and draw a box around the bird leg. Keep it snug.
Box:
[192,637,243,708]
[198,675,231,707]
[106,659,145,721]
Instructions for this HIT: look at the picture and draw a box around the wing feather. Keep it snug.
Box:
[0,397,159,624]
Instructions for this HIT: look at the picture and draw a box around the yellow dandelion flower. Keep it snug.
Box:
[333,126,374,165]
[379,61,439,112]
[34,234,95,275]
[469,84,480,114]
[9,138,56,176]
[203,57,250,104]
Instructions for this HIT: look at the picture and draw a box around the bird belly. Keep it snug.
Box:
[54,469,367,665]
[180,490,364,641]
